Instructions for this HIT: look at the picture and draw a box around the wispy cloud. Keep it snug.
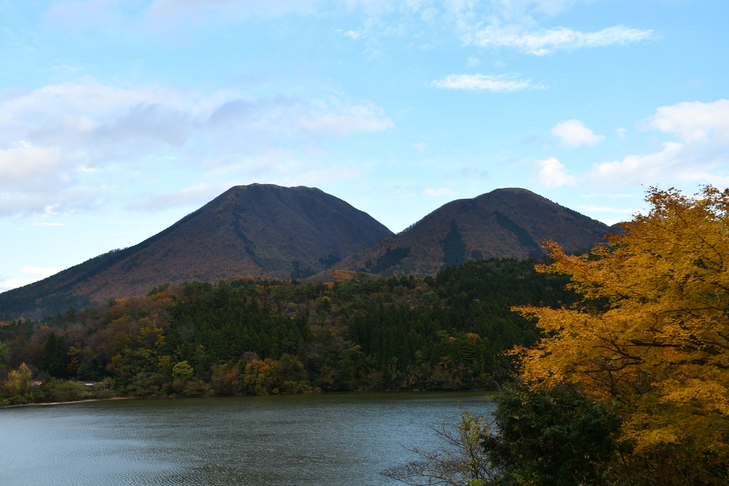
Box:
[432,73,543,92]
[0,80,394,217]
[468,25,655,55]
[338,29,366,39]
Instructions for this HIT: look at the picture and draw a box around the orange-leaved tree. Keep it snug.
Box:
[516,186,729,484]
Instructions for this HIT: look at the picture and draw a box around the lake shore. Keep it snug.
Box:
[0,396,139,409]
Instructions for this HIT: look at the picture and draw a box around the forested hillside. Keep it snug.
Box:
[0,258,575,404]
[334,188,611,277]
[0,184,393,320]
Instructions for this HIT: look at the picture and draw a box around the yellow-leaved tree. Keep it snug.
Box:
[517,186,729,484]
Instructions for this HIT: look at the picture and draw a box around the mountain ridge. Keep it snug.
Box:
[332,187,611,277]
[0,184,393,319]
[0,185,612,320]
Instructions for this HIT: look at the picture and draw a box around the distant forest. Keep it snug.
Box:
[1,258,576,404]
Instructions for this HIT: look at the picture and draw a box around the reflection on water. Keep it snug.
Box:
[1,392,494,486]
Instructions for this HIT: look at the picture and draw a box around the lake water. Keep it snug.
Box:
[1,391,495,486]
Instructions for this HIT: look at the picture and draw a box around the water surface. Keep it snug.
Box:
[1,392,494,486]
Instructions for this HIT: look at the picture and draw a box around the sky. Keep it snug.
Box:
[1,0,728,292]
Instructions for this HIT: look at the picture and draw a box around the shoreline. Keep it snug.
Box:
[1,389,494,409]
[0,396,139,409]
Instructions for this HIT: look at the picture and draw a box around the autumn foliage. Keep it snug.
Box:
[516,186,729,484]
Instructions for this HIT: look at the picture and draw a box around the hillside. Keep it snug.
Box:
[0,184,392,319]
[333,188,612,277]
[0,258,576,400]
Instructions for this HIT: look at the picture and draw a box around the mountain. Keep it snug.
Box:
[332,188,612,277]
[0,184,393,319]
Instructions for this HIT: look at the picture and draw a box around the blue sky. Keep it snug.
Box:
[1,0,728,292]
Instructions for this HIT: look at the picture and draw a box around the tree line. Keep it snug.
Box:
[0,258,574,404]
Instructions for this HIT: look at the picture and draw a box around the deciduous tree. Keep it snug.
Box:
[516,186,729,483]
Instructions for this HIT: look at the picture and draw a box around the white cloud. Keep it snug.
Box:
[413,142,427,153]
[432,73,542,92]
[295,103,395,135]
[205,96,394,139]
[0,266,66,291]
[342,30,366,39]
[466,56,481,67]
[590,142,686,187]
[0,278,37,292]
[537,157,577,188]
[0,80,394,217]
[469,24,655,55]
[583,193,638,199]
[589,99,729,188]
[577,205,638,214]
[0,188,101,218]
[423,187,456,197]
[643,99,729,143]
[577,205,639,226]
[616,127,627,139]
[43,0,654,62]
[0,145,64,189]
[551,119,604,148]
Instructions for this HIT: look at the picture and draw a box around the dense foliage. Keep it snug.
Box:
[383,385,621,486]
[1,258,575,405]
[515,186,729,484]
[481,384,622,486]
[386,187,729,486]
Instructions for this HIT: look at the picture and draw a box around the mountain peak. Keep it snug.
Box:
[0,184,392,319]
[333,188,611,277]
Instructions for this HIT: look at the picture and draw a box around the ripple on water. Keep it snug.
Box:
[1,391,494,486]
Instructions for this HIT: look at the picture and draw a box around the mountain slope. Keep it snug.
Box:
[333,188,612,277]
[0,184,392,319]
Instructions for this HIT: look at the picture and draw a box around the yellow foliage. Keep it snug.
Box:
[515,186,729,465]
[465,333,481,344]
[332,269,379,282]
[332,270,356,282]
[5,363,33,395]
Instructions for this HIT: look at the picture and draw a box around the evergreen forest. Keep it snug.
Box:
[0,258,574,404]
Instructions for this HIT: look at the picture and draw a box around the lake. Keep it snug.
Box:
[1,391,495,486]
